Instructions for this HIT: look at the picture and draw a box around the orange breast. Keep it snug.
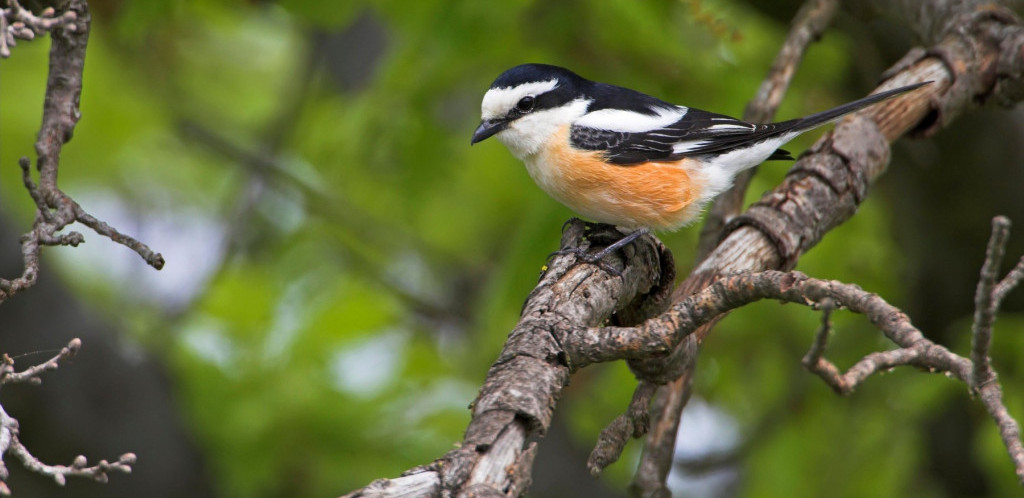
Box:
[525,126,706,230]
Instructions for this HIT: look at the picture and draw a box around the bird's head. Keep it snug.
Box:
[472,64,589,159]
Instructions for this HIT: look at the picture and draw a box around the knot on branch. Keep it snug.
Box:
[915,4,1022,133]
[993,13,1024,107]
[829,114,888,190]
[626,331,697,386]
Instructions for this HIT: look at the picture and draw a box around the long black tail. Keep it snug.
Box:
[787,81,931,132]
[668,81,931,161]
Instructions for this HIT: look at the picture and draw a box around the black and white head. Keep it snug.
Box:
[471,64,587,158]
[471,64,688,161]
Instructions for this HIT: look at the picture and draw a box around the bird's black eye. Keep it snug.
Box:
[516,96,535,113]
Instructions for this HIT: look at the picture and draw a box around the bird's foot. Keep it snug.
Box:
[549,226,650,277]
[549,245,623,275]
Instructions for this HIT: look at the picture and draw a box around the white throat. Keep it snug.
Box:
[495,98,590,159]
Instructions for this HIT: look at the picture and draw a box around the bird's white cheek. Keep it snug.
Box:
[495,100,590,160]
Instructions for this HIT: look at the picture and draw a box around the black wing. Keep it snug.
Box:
[569,82,930,166]
[570,108,792,166]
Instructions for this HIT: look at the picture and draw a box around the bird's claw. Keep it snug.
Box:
[548,246,623,276]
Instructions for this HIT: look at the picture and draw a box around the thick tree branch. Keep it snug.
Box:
[342,221,674,497]
[347,214,1024,496]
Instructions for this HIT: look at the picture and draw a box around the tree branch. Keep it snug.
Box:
[342,220,675,497]
[0,0,164,305]
[0,0,146,492]
[971,216,1010,389]
[696,0,841,260]
[635,0,844,490]
[634,1,1024,493]
[344,1,1024,495]
[564,215,1024,480]
[0,339,136,494]
[347,211,1024,495]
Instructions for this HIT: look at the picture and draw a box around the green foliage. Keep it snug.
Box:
[2,0,1021,497]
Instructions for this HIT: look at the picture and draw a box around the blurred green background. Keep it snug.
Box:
[2,0,1023,497]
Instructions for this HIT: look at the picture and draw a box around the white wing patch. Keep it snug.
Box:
[672,140,711,154]
[481,79,559,120]
[574,105,687,133]
[707,123,755,132]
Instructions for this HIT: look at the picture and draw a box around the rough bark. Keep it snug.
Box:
[633,1,1024,494]
[343,221,675,497]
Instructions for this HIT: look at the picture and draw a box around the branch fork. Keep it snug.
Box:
[0,0,164,305]
[578,216,1024,483]
[0,339,136,494]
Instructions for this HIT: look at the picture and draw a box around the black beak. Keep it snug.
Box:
[471,119,509,145]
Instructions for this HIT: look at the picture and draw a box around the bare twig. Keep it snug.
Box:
[566,259,1024,481]
[800,297,836,378]
[972,216,1024,482]
[0,0,78,58]
[0,1,147,490]
[0,0,164,305]
[0,338,80,386]
[994,257,1024,304]
[0,339,136,493]
[971,216,1010,389]
[587,381,657,476]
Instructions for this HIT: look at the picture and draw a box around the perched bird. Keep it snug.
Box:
[472,63,927,266]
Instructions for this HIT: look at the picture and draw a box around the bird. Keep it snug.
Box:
[471,63,928,269]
